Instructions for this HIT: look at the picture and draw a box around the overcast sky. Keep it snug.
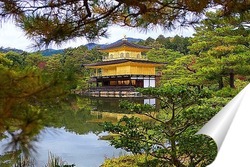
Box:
[0,21,194,52]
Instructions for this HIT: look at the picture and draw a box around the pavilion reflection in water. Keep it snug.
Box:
[88,97,158,123]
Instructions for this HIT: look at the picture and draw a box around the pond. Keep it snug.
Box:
[0,96,155,166]
[36,128,125,166]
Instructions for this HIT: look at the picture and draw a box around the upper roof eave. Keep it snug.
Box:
[84,59,165,68]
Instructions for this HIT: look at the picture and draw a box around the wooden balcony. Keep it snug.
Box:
[85,86,143,97]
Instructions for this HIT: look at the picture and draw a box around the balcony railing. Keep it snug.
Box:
[102,55,148,61]
[88,86,135,92]
[85,86,143,97]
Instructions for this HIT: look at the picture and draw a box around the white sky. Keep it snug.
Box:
[0,21,194,52]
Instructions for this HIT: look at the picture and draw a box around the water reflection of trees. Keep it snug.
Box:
[89,97,157,113]
[45,95,102,134]
[0,92,102,165]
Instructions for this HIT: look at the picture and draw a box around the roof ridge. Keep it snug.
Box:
[99,39,151,50]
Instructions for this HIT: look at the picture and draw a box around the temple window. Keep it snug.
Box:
[124,80,130,85]
[120,53,124,58]
[125,53,129,58]
[110,81,116,86]
[131,80,136,86]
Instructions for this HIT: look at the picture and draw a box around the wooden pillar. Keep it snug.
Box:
[95,69,98,76]
[116,76,118,86]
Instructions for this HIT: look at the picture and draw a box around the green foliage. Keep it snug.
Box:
[0,151,25,167]
[119,100,155,113]
[103,85,218,167]
[178,134,217,167]
[163,54,207,88]
[214,87,240,97]
[147,48,184,63]
[162,11,250,90]
[142,35,191,54]
[63,46,104,89]
[0,151,76,167]
[156,35,191,54]
[0,51,82,164]
[46,152,75,167]
[4,51,27,68]
[101,154,159,167]
[103,116,149,154]
[188,11,250,89]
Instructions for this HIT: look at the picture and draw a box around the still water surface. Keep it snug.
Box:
[36,128,125,167]
[0,96,152,166]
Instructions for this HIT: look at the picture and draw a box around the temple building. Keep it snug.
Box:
[85,37,163,97]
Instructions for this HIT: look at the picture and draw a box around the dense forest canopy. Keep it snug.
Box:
[0,0,249,48]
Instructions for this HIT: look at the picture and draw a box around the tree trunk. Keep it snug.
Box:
[170,138,186,167]
[229,69,235,88]
[218,76,224,89]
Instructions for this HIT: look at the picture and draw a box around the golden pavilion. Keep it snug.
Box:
[85,37,163,97]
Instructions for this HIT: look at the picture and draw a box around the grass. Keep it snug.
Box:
[45,152,75,167]
[101,154,160,167]
[0,152,75,167]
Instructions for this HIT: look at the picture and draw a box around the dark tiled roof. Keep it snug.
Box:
[85,59,163,67]
[99,39,151,50]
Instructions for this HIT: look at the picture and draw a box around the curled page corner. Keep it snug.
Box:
[196,83,250,166]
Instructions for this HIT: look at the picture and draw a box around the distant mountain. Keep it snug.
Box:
[124,37,143,43]
[0,47,65,56]
[41,49,64,56]
[84,37,144,50]
[0,37,144,55]
[0,47,25,53]
[84,43,103,50]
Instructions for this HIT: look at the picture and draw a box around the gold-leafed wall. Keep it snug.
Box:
[103,51,147,61]
[101,62,156,76]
